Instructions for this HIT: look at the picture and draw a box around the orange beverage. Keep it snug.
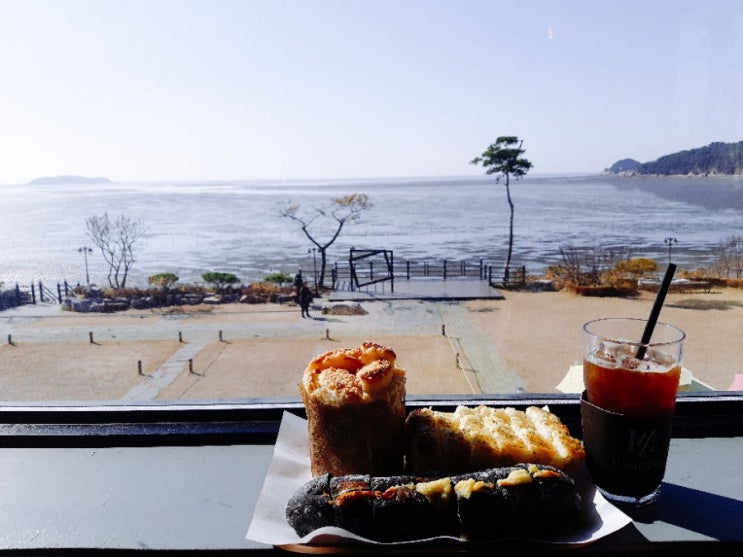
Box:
[581,318,685,505]
[583,357,681,417]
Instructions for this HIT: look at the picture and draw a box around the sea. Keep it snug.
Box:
[1,174,743,289]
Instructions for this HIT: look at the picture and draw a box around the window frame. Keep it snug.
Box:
[1,391,741,448]
[1,392,743,555]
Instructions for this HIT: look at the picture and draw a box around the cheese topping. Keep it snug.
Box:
[454,478,492,499]
[415,477,453,509]
[496,468,533,487]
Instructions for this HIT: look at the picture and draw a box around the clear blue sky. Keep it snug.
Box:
[1,0,742,183]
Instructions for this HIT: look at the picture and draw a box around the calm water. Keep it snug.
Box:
[1,174,743,288]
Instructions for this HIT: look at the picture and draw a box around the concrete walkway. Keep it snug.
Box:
[328,279,520,394]
[119,339,210,401]
[436,303,524,394]
[1,282,521,398]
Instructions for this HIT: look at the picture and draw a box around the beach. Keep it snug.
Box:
[1,285,741,402]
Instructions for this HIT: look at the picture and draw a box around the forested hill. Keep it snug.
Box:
[607,141,743,176]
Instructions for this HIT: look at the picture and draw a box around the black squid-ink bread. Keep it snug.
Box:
[285,464,582,542]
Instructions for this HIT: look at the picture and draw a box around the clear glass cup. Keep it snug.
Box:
[581,318,685,506]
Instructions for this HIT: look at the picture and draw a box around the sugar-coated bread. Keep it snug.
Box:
[301,342,406,476]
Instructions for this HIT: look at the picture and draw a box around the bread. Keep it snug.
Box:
[286,464,582,541]
[405,405,585,480]
[300,342,406,476]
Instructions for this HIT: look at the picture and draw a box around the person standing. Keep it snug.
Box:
[299,284,313,318]
[293,270,303,302]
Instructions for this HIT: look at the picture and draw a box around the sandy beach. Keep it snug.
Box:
[1,285,742,402]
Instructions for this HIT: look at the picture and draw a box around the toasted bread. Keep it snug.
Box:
[405,405,585,480]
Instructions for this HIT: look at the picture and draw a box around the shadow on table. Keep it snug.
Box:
[622,482,743,540]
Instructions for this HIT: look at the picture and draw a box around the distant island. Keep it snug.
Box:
[28,175,113,185]
[606,141,743,176]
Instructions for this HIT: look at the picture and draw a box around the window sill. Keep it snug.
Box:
[0,393,741,555]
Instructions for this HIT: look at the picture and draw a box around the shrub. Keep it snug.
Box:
[202,271,240,293]
[566,283,638,297]
[612,257,658,277]
[241,281,290,303]
[264,271,292,285]
[147,272,179,290]
[104,287,145,299]
[72,284,89,297]
[179,284,208,295]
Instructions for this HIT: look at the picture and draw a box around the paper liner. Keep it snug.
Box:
[246,411,632,548]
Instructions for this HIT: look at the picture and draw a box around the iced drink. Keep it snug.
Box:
[581,318,685,506]
[584,350,681,417]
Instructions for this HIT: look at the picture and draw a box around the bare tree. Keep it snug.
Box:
[713,235,743,278]
[559,243,633,286]
[278,194,372,289]
[559,244,585,285]
[85,212,145,288]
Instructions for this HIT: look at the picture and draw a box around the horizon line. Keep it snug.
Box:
[0,171,602,187]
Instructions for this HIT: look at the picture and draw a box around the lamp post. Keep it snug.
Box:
[78,246,92,288]
[664,237,678,266]
[308,247,318,294]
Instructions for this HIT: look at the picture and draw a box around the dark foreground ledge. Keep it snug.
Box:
[0,393,741,555]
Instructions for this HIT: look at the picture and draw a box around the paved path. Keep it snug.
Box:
[1,284,522,397]
[436,303,524,394]
[119,339,210,401]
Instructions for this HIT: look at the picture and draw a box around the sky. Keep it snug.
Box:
[1,0,742,184]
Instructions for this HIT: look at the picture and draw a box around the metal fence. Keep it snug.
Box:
[0,281,72,311]
[331,257,527,290]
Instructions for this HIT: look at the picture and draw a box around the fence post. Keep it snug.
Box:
[15,284,21,305]
[390,251,394,293]
[57,283,62,303]
[39,281,45,303]
[443,260,447,280]
[406,261,410,280]
[30,283,36,304]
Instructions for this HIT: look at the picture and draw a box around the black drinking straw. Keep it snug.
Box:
[636,263,677,360]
